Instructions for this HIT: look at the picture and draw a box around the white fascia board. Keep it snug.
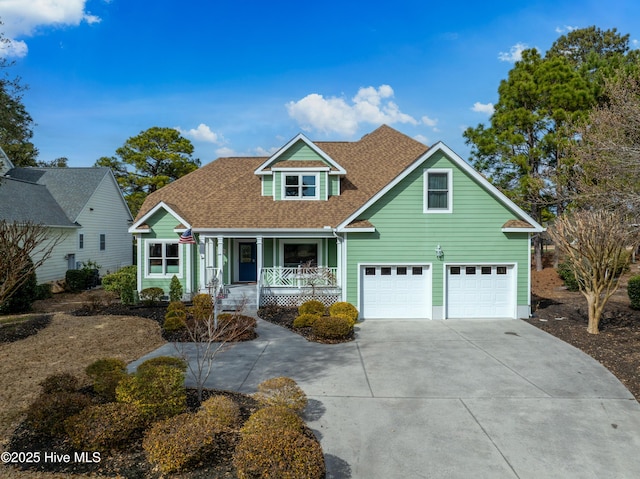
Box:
[337,142,544,231]
[128,201,191,233]
[192,228,336,238]
[253,133,347,175]
[338,227,376,233]
[502,227,546,233]
[271,167,331,172]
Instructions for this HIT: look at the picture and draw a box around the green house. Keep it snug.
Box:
[129,125,543,319]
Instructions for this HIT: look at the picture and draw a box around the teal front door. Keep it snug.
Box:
[238,242,257,282]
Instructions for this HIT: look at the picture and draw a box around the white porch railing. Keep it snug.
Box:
[260,266,339,288]
[204,267,223,298]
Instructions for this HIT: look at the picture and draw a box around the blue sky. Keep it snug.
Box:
[1,0,639,167]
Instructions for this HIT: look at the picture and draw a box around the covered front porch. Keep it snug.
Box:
[197,233,344,308]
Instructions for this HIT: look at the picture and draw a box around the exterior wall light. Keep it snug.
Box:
[435,244,444,259]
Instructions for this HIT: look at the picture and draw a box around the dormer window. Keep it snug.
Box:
[284,173,318,199]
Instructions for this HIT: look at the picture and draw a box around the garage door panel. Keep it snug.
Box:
[361,265,431,319]
[447,265,514,318]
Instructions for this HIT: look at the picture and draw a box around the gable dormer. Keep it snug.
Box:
[254,133,346,201]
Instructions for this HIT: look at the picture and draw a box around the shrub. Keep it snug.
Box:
[25,391,92,437]
[298,300,325,316]
[116,365,186,421]
[329,302,359,325]
[143,412,229,474]
[86,358,128,402]
[240,406,305,437]
[137,356,187,374]
[169,275,184,302]
[35,283,52,300]
[628,274,640,310]
[293,313,320,328]
[253,377,307,413]
[167,300,186,313]
[216,313,258,341]
[557,261,580,292]
[102,266,137,304]
[164,309,187,332]
[233,427,325,479]
[139,287,164,305]
[192,293,213,321]
[65,402,147,451]
[312,315,354,340]
[65,269,87,293]
[199,395,241,429]
[1,259,38,314]
[39,372,79,394]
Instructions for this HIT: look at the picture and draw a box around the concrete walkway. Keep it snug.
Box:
[131,318,640,479]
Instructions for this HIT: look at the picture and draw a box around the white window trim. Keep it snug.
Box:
[423,168,453,214]
[281,172,320,200]
[99,233,106,251]
[144,239,183,279]
[279,239,323,267]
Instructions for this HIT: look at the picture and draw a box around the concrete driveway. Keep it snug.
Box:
[132,318,640,479]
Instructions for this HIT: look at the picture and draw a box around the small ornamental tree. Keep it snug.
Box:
[548,209,638,334]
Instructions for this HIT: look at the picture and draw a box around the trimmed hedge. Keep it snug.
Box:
[293,313,320,328]
[628,274,640,310]
[85,358,127,402]
[253,377,307,413]
[298,300,325,316]
[329,302,359,325]
[312,315,353,340]
[65,402,147,451]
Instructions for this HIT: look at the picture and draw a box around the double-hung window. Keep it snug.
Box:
[147,241,181,277]
[284,173,318,199]
[424,169,452,213]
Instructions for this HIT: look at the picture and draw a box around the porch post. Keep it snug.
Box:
[336,234,342,288]
[256,236,263,306]
[217,236,224,284]
[198,237,205,293]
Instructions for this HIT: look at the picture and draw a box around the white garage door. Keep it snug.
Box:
[361,265,431,319]
[446,265,515,318]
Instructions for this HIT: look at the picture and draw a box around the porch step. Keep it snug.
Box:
[216,284,257,312]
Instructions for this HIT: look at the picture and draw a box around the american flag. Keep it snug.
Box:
[178,228,196,244]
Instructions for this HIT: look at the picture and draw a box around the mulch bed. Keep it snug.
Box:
[0,314,52,343]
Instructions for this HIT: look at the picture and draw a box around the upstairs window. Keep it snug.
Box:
[424,169,452,213]
[283,173,318,199]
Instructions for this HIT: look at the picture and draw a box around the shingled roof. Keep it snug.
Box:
[135,125,429,230]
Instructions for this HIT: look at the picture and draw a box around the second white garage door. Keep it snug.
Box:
[361,265,431,319]
[446,265,515,318]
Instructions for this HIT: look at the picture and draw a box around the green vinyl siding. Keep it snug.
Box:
[262,176,273,196]
[276,140,324,162]
[345,151,530,309]
[329,175,340,196]
[139,209,198,295]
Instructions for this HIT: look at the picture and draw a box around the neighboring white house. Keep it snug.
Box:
[0,149,134,284]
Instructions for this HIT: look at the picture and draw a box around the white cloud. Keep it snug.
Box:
[414,134,429,145]
[0,0,102,57]
[286,85,418,136]
[472,102,494,115]
[215,147,236,157]
[555,25,578,34]
[498,42,528,62]
[177,123,222,144]
[421,115,437,127]
[0,39,28,58]
[254,146,279,156]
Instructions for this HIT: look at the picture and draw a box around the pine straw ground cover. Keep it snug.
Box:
[0,312,166,479]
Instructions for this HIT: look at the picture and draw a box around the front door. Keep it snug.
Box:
[238,242,257,282]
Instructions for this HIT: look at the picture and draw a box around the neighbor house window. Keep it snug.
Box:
[424,169,452,213]
[147,241,181,277]
[283,173,318,199]
[78,233,84,249]
[283,243,318,267]
[99,234,106,251]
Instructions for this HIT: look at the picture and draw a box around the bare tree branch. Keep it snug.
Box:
[0,220,64,307]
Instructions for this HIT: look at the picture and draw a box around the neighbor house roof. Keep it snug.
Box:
[0,176,78,227]
[5,167,113,222]
[135,125,429,230]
